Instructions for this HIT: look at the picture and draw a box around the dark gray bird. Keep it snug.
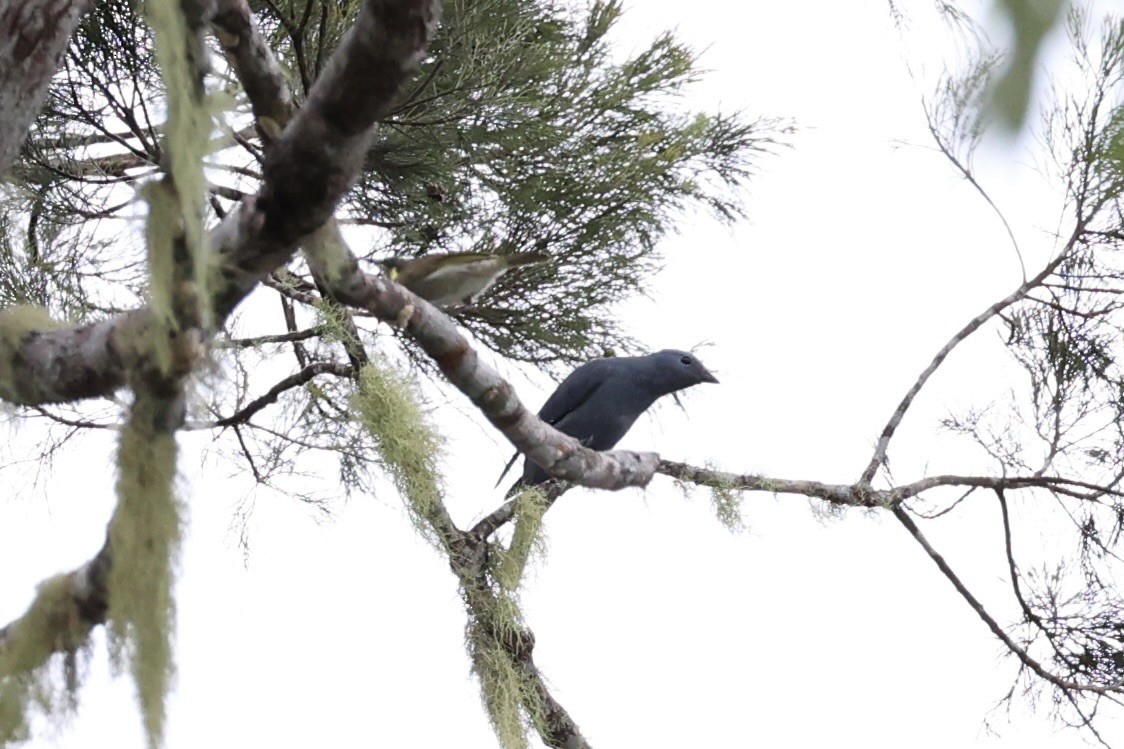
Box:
[376,251,548,308]
[497,349,719,491]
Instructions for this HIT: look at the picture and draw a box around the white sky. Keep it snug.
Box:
[3,0,1123,747]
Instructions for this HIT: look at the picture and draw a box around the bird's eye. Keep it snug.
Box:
[680,356,692,365]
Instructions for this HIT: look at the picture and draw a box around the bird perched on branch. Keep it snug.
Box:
[375,251,549,308]
[497,349,719,492]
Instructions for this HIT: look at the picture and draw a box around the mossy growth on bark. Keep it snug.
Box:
[144,0,214,332]
[0,574,91,745]
[0,306,62,404]
[495,488,549,592]
[466,591,544,749]
[706,466,746,533]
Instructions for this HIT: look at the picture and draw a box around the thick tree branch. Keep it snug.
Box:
[0,0,94,174]
[212,0,297,146]
[0,537,111,652]
[209,3,641,493]
[211,0,443,318]
[212,0,371,373]
[0,0,441,405]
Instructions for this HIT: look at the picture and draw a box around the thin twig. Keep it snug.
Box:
[893,506,1121,696]
[858,229,1080,486]
[197,361,353,429]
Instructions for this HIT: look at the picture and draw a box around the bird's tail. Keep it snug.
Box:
[504,252,550,267]
[494,450,520,489]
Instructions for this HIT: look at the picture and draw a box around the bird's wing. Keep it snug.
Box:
[536,360,614,426]
[417,257,506,306]
[493,360,615,488]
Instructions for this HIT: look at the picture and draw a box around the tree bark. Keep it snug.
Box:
[0,0,94,174]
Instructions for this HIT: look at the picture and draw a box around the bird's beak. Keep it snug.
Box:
[701,368,719,384]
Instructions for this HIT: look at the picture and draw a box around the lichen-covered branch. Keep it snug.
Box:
[0,538,110,677]
[454,525,593,749]
[350,356,591,748]
[662,457,1124,701]
[0,0,442,407]
[0,539,109,740]
[468,458,1124,543]
[659,460,1124,508]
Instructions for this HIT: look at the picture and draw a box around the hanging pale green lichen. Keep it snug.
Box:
[472,634,532,749]
[495,488,549,591]
[669,463,746,533]
[105,7,211,740]
[0,306,62,404]
[707,472,746,533]
[352,360,446,545]
[351,359,553,744]
[315,297,362,351]
[144,0,214,332]
[0,574,91,745]
[466,591,544,749]
[107,394,183,749]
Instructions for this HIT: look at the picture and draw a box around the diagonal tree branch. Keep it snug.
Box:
[0,0,94,173]
[0,0,443,685]
[220,325,327,348]
[0,0,441,406]
[0,536,111,652]
[892,506,1122,697]
[471,482,569,541]
[215,0,654,492]
[212,0,296,146]
[857,227,1082,486]
[200,361,354,428]
[211,0,372,374]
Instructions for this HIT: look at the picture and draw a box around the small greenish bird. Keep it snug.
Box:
[376,251,549,308]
